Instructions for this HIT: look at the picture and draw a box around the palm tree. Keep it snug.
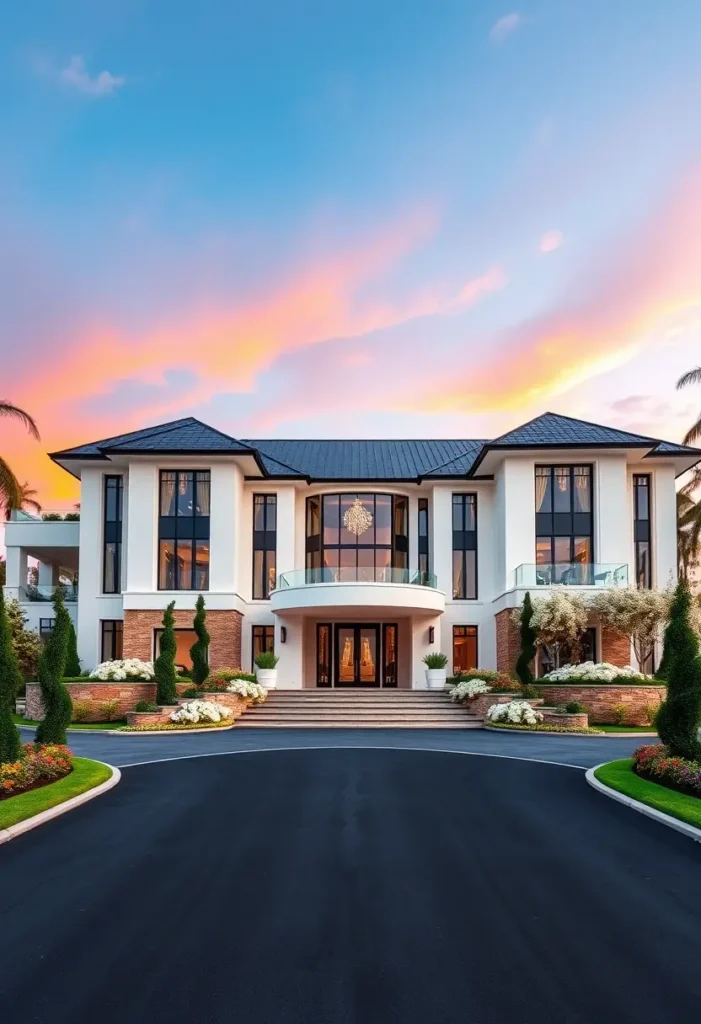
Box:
[678,490,701,581]
[4,482,42,521]
[676,367,701,444]
[0,400,40,512]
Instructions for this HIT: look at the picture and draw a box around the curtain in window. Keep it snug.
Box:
[535,471,548,511]
[160,473,176,515]
[574,469,590,512]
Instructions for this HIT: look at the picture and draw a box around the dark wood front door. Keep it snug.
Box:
[334,624,380,687]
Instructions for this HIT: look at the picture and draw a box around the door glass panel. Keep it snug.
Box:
[317,624,331,687]
[383,625,397,687]
[338,628,356,684]
[358,628,377,684]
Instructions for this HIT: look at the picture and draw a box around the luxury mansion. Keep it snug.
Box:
[3,412,697,687]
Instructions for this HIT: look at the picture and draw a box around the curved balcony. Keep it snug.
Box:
[270,567,445,616]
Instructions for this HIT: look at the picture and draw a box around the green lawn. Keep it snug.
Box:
[13,715,126,731]
[594,759,701,830]
[0,757,114,831]
[596,724,657,733]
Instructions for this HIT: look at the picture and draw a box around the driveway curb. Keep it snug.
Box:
[484,725,604,737]
[106,724,236,736]
[585,764,701,843]
[0,761,121,845]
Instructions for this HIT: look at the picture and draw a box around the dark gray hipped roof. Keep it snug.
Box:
[49,412,701,481]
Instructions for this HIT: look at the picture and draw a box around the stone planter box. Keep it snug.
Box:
[176,692,249,717]
[533,684,665,726]
[26,680,192,722]
[465,693,543,718]
[541,710,589,728]
[126,709,174,727]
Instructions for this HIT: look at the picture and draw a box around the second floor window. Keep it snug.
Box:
[535,465,593,584]
[633,474,652,588]
[452,494,477,599]
[103,475,123,594]
[253,494,277,599]
[418,498,429,576]
[158,470,210,590]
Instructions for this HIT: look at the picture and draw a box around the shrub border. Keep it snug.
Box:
[0,758,120,843]
[587,759,701,843]
[485,723,604,736]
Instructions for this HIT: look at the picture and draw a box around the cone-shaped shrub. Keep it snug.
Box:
[35,590,73,745]
[655,579,701,760]
[64,618,81,677]
[190,595,210,687]
[155,601,178,705]
[515,591,537,687]
[0,590,22,763]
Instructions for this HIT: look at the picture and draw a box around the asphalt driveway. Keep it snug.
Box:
[2,747,700,1024]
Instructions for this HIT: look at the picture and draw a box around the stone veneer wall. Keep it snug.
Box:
[122,609,243,670]
[495,611,632,675]
[25,680,191,721]
[533,684,664,726]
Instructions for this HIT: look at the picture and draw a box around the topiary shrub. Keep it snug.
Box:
[515,591,537,687]
[189,595,210,687]
[64,619,81,677]
[655,579,701,760]
[155,601,178,705]
[35,590,73,745]
[564,701,583,714]
[134,700,160,713]
[0,589,22,763]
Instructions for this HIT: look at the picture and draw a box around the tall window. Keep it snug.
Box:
[101,620,123,661]
[453,625,478,674]
[252,625,275,669]
[305,493,409,581]
[103,475,123,594]
[633,474,652,588]
[452,494,477,599]
[535,465,593,584]
[39,618,55,644]
[253,495,277,599]
[418,498,429,576]
[539,627,596,677]
[158,470,210,590]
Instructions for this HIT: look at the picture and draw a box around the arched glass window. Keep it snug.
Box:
[305,493,409,582]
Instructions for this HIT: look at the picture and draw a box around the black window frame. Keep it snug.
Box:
[453,625,478,673]
[538,627,597,677]
[39,618,55,643]
[535,464,594,584]
[100,620,124,662]
[158,470,211,591]
[304,493,410,581]
[452,494,478,600]
[418,497,429,576]
[253,494,277,600]
[633,474,652,589]
[102,475,123,594]
[252,624,275,669]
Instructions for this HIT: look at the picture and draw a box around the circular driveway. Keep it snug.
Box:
[2,747,701,1023]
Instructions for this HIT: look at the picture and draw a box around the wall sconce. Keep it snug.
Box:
[280,626,287,644]
[428,626,435,644]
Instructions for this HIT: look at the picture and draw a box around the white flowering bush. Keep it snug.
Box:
[542,661,648,683]
[450,679,492,702]
[170,700,233,724]
[487,700,544,726]
[90,658,155,681]
[226,678,268,703]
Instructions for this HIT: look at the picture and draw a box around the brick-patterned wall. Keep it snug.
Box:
[26,680,191,721]
[533,684,664,725]
[123,609,242,670]
[495,610,522,675]
[541,710,589,728]
[600,626,632,667]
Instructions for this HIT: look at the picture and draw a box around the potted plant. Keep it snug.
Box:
[423,652,448,689]
[254,650,280,689]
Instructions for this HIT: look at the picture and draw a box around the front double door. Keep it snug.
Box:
[335,624,380,687]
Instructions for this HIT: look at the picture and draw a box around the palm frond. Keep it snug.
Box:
[677,367,701,390]
[682,416,701,446]
[0,400,40,440]
[0,455,23,510]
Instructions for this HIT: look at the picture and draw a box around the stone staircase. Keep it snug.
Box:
[237,689,482,729]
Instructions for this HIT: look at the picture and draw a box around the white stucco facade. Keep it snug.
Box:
[3,413,694,687]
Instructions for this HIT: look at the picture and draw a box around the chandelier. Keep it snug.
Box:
[343,497,373,537]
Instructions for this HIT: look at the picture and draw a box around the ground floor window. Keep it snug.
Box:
[453,625,478,674]
[154,628,203,673]
[39,618,55,644]
[252,625,274,670]
[101,620,123,661]
[538,627,596,677]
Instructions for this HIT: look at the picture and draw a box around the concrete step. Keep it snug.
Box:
[237,719,483,729]
[242,711,478,722]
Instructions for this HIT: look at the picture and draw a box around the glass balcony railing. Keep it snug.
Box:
[22,584,79,602]
[514,563,628,587]
[276,568,438,589]
[8,509,80,522]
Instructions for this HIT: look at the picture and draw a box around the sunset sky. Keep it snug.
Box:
[3,1,701,505]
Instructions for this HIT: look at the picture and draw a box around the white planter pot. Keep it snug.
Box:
[425,668,447,690]
[256,668,278,690]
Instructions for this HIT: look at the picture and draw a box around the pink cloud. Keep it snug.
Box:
[539,230,564,253]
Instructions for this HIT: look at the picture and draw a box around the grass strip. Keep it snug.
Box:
[0,758,113,831]
[594,758,701,830]
[13,715,126,731]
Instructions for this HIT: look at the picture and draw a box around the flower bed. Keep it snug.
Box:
[0,744,73,799]
[119,719,234,732]
[540,662,657,685]
[449,679,492,703]
[487,700,543,726]
[487,722,603,735]
[633,744,701,798]
[89,659,155,681]
[170,700,233,725]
